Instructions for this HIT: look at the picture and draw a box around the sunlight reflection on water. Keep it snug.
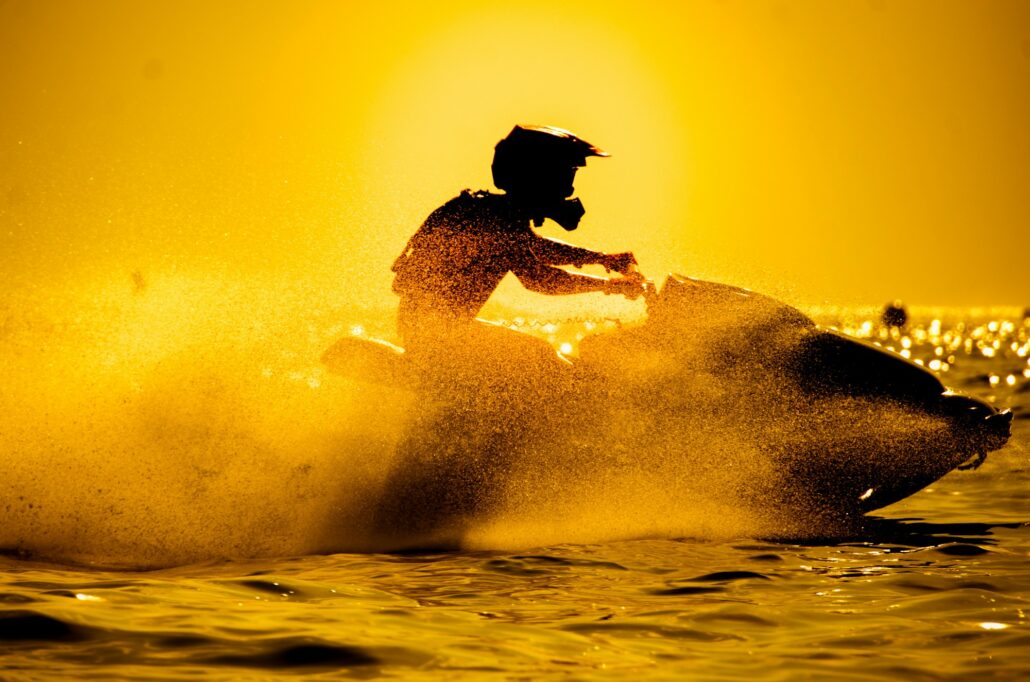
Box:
[0,308,1027,680]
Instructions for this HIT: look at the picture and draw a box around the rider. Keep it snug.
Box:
[376,126,644,540]
[392,125,645,356]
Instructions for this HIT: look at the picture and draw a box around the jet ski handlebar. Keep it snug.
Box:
[609,262,656,308]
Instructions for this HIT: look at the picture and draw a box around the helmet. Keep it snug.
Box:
[491,125,609,194]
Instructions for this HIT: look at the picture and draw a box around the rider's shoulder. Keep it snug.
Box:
[453,189,505,207]
[427,190,507,224]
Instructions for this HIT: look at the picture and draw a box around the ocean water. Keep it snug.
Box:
[1,282,1027,681]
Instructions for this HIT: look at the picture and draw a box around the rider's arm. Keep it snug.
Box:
[530,236,602,268]
[513,262,641,298]
[531,236,636,274]
[514,262,606,295]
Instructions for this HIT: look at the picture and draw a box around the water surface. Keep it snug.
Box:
[1,305,1027,680]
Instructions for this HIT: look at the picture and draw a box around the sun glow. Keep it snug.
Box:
[2,1,1026,310]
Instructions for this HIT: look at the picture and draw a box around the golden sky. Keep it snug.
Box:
[2,0,1028,308]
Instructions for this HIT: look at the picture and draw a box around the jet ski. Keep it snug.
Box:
[573,276,1012,519]
[322,275,1012,530]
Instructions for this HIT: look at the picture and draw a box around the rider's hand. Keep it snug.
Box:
[600,252,637,275]
[603,276,646,300]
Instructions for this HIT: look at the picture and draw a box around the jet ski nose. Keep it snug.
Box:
[986,410,1013,440]
[970,410,1013,464]
[937,394,1011,452]
[938,393,998,421]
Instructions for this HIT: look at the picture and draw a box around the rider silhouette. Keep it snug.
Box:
[374,126,645,545]
[392,125,645,353]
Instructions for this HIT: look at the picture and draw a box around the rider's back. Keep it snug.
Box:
[392,190,534,329]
